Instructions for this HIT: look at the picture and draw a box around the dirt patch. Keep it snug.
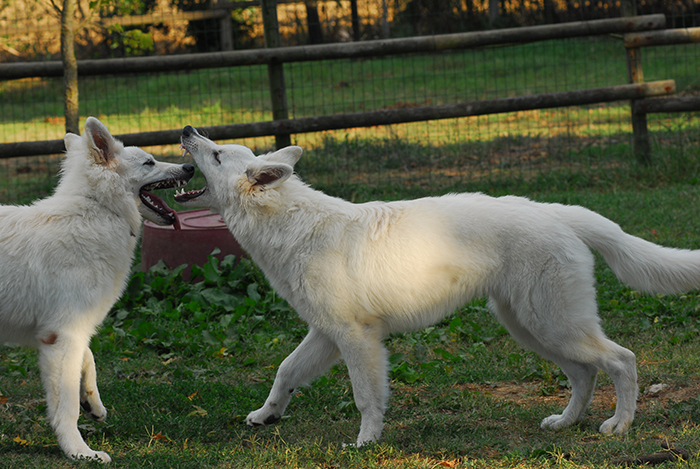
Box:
[456,380,700,413]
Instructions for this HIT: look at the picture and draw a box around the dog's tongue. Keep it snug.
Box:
[171,208,181,231]
[143,191,181,230]
[161,198,181,231]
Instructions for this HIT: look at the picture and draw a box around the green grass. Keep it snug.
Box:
[1,33,700,467]
[0,35,697,144]
[1,35,698,205]
[2,166,700,467]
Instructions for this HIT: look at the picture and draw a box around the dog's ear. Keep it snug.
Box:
[245,162,293,190]
[84,117,118,166]
[63,133,81,152]
[259,146,302,168]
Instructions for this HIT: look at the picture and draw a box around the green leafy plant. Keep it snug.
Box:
[99,251,304,359]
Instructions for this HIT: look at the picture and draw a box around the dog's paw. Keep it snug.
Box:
[540,413,573,430]
[80,399,107,422]
[246,408,281,427]
[599,416,631,435]
[70,450,111,463]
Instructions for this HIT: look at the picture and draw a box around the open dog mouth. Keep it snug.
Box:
[140,177,190,229]
[174,144,207,204]
[174,186,206,203]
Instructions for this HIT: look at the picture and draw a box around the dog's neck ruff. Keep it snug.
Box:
[83,193,140,239]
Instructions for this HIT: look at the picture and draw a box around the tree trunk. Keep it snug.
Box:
[61,0,79,135]
[350,0,360,41]
[543,0,555,24]
[489,0,500,27]
[305,1,323,44]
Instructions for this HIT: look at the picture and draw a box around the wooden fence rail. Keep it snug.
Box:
[0,80,676,159]
[0,15,665,80]
[622,26,700,162]
[0,13,688,160]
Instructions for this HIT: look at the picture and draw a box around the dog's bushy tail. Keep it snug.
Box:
[555,204,700,294]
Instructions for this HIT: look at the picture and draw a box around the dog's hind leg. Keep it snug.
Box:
[247,327,341,428]
[490,293,635,435]
[537,335,636,435]
[38,332,111,463]
[492,300,598,430]
[491,241,639,435]
[540,358,598,430]
[594,341,637,435]
[80,347,107,422]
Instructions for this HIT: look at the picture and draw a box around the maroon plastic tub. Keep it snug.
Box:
[141,208,246,281]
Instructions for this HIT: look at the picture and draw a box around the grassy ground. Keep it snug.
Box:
[1,35,698,204]
[2,147,700,467]
[0,34,699,468]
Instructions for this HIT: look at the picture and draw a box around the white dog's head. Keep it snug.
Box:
[175,125,302,212]
[61,117,195,227]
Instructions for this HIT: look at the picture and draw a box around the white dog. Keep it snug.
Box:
[0,117,193,462]
[177,125,700,447]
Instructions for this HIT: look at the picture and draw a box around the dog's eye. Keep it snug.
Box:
[212,150,221,164]
[143,160,155,166]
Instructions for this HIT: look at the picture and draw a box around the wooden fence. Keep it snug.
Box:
[624,26,700,163]
[0,13,698,161]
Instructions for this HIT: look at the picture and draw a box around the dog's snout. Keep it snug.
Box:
[182,163,195,175]
[182,125,196,138]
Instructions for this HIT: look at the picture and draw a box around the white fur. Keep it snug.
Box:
[178,125,700,446]
[0,117,193,462]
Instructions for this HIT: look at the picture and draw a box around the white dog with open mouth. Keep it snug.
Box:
[0,117,193,462]
[177,124,700,447]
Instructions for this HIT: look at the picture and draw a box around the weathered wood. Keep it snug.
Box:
[625,47,643,83]
[625,27,700,48]
[631,108,650,165]
[634,96,700,113]
[622,0,650,165]
[2,10,229,35]
[261,0,291,149]
[0,14,666,80]
[0,80,675,159]
[216,0,234,52]
[100,10,228,27]
[0,139,66,159]
[626,45,649,165]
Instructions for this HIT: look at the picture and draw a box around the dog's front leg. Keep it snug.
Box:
[336,325,390,447]
[38,332,111,463]
[80,347,107,422]
[247,327,340,428]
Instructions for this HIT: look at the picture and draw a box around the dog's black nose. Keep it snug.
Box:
[182,163,195,174]
[182,125,196,137]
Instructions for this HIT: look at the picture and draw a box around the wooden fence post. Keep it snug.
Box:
[622,0,651,165]
[216,1,233,51]
[261,0,291,149]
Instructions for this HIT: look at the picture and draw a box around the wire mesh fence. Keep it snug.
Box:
[0,1,698,204]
